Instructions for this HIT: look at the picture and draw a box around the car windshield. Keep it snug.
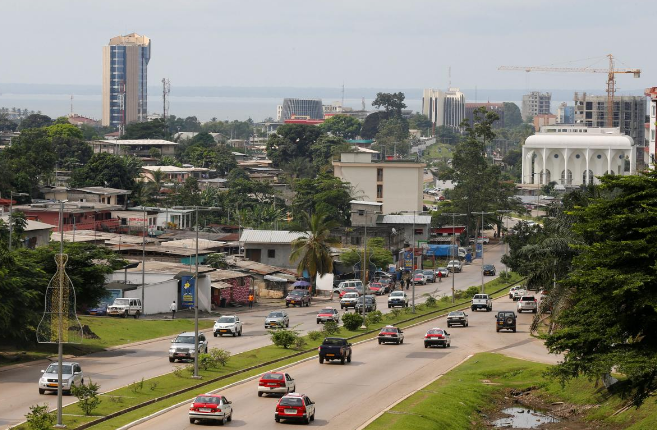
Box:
[280,397,303,407]
[448,312,464,317]
[217,317,235,323]
[380,279,390,284]
[262,373,284,380]
[390,292,404,297]
[194,396,220,405]
[427,329,444,335]
[319,308,334,314]
[357,296,374,303]
[268,312,284,318]
[343,293,358,298]
[521,297,535,301]
[113,298,129,306]
[438,267,447,271]
[423,271,433,275]
[174,336,194,343]
[323,338,345,345]
[483,265,494,270]
[499,312,514,318]
[414,274,423,278]
[474,295,487,299]
[289,291,304,296]
[45,364,73,374]
[380,327,398,333]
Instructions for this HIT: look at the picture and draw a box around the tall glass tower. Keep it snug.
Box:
[102,33,151,129]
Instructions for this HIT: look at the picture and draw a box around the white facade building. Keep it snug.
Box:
[522,126,635,187]
[646,87,657,169]
[422,88,465,131]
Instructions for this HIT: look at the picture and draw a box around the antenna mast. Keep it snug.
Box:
[162,78,170,136]
[448,66,451,88]
[341,82,344,110]
[70,95,74,115]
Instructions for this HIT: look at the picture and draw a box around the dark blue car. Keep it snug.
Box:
[86,303,108,316]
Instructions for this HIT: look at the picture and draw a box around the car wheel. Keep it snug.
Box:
[400,338,404,344]
[466,322,469,327]
[233,330,237,337]
[258,391,263,397]
[447,324,451,328]
[286,321,289,328]
[347,353,351,363]
[513,328,517,333]
[341,357,345,365]
[205,346,208,353]
[228,410,233,422]
[496,328,500,332]
[447,342,451,348]
[311,412,315,422]
[471,307,475,312]
[169,357,174,363]
[38,388,45,394]
[388,305,391,308]
[378,340,382,344]
[239,328,242,336]
[275,416,280,423]
[190,418,195,424]
[424,343,428,348]
[319,356,324,364]
[123,311,128,318]
[304,415,310,424]
[317,320,320,324]
[533,309,537,314]
[219,415,226,426]
[214,332,217,337]
[134,311,140,319]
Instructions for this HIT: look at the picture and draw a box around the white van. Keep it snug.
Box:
[458,247,467,258]
[334,280,363,295]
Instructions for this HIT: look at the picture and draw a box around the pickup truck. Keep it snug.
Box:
[471,293,492,312]
[318,337,352,365]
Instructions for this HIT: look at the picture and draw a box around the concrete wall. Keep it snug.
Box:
[244,243,296,269]
[124,279,178,315]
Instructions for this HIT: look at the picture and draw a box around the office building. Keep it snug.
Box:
[556,102,575,124]
[645,87,657,168]
[522,125,635,187]
[422,88,465,132]
[102,33,151,128]
[280,98,323,121]
[464,102,504,128]
[521,91,551,120]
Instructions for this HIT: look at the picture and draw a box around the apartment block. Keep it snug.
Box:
[521,91,551,120]
[645,87,657,169]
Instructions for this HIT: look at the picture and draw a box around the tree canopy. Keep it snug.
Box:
[19,114,53,130]
[70,153,142,191]
[320,115,361,139]
[503,102,523,128]
[122,118,167,140]
[372,92,406,117]
[265,124,322,167]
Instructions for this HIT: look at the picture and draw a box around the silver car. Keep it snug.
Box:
[446,311,469,327]
[169,332,208,363]
[39,361,84,395]
[435,267,449,278]
[265,310,289,329]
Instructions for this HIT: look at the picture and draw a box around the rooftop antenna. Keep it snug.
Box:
[341,82,345,109]
[448,66,451,89]
[70,95,74,115]
[162,78,170,136]
[361,97,365,111]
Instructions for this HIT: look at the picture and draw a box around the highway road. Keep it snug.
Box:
[0,243,509,429]
[130,294,559,430]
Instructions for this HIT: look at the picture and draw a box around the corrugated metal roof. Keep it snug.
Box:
[231,259,297,276]
[209,270,251,281]
[377,215,432,225]
[240,230,307,244]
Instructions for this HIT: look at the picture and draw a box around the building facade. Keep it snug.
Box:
[646,87,657,169]
[556,102,575,124]
[280,98,323,121]
[102,33,151,128]
[332,152,425,214]
[422,88,465,131]
[464,103,505,128]
[521,91,552,120]
[522,126,635,187]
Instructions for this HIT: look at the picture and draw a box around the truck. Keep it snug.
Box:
[426,244,459,258]
[318,337,352,365]
[471,293,492,312]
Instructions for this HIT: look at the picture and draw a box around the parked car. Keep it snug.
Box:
[38,362,83,395]
[424,328,451,348]
[373,271,391,280]
[189,393,233,425]
[435,267,449,278]
[340,292,360,309]
[286,289,311,307]
[318,337,352,364]
[257,372,296,397]
[469,236,490,244]
[86,303,108,316]
[378,325,404,345]
[378,278,394,291]
[213,315,242,337]
[368,282,385,295]
[446,260,463,273]
[413,273,427,285]
[496,311,517,332]
[388,291,409,308]
[169,332,208,363]
[482,264,496,276]
[275,393,316,424]
[517,296,538,313]
[339,287,359,298]
[446,311,469,327]
[316,307,340,324]
[471,294,492,312]
[423,270,436,283]
[265,310,290,329]
[355,295,377,313]
[107,297,142,318]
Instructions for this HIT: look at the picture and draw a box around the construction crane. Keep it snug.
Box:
[499,54,640,127]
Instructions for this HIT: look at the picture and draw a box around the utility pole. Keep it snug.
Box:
[471,211,493,293]
[443,213,466,303]
[497,210,512,275]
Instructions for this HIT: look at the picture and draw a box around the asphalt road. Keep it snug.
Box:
[129,295,559,430]
[0,243,508,429]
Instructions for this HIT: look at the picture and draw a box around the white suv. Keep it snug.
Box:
[517,296,538,313]
[39,361,84,395]
[169,332,208,362]
[107,298,142,318]
[213,315,243,337]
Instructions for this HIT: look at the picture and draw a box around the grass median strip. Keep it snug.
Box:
[12,273,524,430]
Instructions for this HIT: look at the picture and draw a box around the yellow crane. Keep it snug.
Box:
[499,54,640,127]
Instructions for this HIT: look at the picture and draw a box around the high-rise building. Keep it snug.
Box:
[644,87,657,168]
[521,91,551,120]
[280,98,323,121]
[556,102,575,124]
[422,88,465,132]
[102,33,151,128]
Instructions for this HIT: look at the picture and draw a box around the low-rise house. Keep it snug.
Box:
[0,214,53,248]
[14,202,122,232]
[141,165,211,184]
[91,139,178,160]
[41,186,131,208]
[240,230,308,270]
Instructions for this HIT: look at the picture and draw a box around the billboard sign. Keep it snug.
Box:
[180,276,195,309]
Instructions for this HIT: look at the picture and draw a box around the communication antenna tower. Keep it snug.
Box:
[70,95,74,115]
[341,82,345,109]
[361,97,366,111]
[448,66,451,88]
[162,78,171,135]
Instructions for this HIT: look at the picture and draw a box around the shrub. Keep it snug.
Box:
[322,320,340,335]
[366,310,383,325]
[389,308,403,319]
[465,286,480,297]
[173,366,185,378]
[71,379,102,416]
[307,330,323,341]
[25,404,55,430]
[294,336,307,350]
[129,378,144,394]
[198,353,214,371]
[270,328,298,349]
[150,382,159,391]
[425,296,437,307]
[209,348,231,367]
[342,313,364,331]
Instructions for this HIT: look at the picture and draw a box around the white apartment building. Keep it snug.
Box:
[646,87,657,168]
[422,88,465,131]
[522,125,635,187]
[332,152,425,214]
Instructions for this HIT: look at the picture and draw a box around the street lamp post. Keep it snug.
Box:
[8,191,29,251]
[497,210,512,275]
[409,210,429,313]
[350,209,380,327]
[443,213,466,303]
[471,211,493,293]
[141,206,146,320]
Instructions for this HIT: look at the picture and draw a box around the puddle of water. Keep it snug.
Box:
[492,407,560,429]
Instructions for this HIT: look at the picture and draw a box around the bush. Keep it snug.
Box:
[366,310,383,325]
[25,404,55,430]
[129,378,144,394]
[294,336,307,350]
[342,313,364,331]
[322,320,340,335]
[198,353,214,371]
[389,308,403,319]
[71,379,102,416]
[209,348,231,367]
[465,286,480,297]
[307,330,323,341]
[270,328,298,349]
[425,295,437,307]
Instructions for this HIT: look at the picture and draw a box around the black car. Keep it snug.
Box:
[483,264,496,276]
[495,311,516,332]
[355,295,377,313]
[285,290,311,307]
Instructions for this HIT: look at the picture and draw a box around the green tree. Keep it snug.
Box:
[309,135,350,172]
[266,124,322,167]
[545,172,657,405]
[503,102,523,127]
[290,212,338,294]
[0,113,18,131]
[292,173,352,226]
[408,113,432,135]
[360,111,387,140]
[3,128,57,196]
[320,115,362,139]
[340,237,393,271]
[70,153,141,191]
[19,114,52,130]
[372,92,406,117]
[122,118,167,140]
[374,117,410,156]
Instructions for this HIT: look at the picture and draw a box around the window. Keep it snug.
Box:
[597,154,602,159]
[377,168,383,182]
[376,184,383,199]
[350,236,361,245]
[267,249,276,259]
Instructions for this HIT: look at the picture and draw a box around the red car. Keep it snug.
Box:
[368,282,385,295]
[258,371,296,397]
[275,393,316,424]
[339,287,358,298]
[316,307,339,324]
[188,393,233,425]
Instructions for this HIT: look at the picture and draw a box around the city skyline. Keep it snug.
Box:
[1,0,654,91]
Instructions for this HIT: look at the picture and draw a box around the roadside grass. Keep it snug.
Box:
[424,142,454,160]
[365,352,657,430]
[11,274,524,429]
[0,317,214,367]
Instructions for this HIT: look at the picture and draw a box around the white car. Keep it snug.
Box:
[517,296,538,313]
[39,361,84,395]
[169,332,208,362]
[512,289,527,301]
[508,286,521,299]
[340,292,360,309]
[107,297,142,318]
[388,291,409,308]
[257,371,296,397]
[446,260,463,273]
[213,315,243,337]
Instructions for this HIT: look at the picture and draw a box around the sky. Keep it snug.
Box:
[1,0,654,93]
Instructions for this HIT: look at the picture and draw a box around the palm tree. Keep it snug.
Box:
[290,211,338,295]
